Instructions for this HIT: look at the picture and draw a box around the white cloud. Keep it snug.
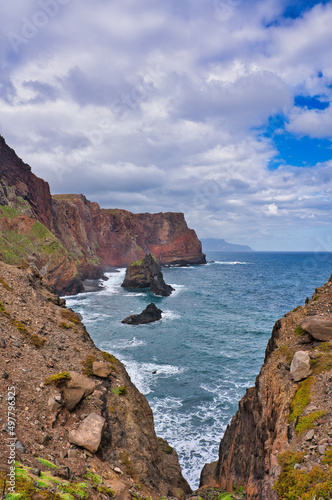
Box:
[1,0,332,250]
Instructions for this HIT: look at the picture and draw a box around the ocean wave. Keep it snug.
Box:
[213,261,248,265]
[161,310,181,321]
[99,269,126,295]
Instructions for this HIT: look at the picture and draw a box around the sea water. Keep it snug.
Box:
[65,251,332,489]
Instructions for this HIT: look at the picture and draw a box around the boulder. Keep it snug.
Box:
[62,371,96,411]
[290,351,311,381]
[300,316,332,341]
[92,361,112,378]
[122,253,174,296]
[122,303,163,325]
[69,413,105,454]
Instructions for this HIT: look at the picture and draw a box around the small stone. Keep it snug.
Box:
[14,342,20,347]
[15,441,26,453]
[318,445,326,455]
[114,467,123,474]
[293,463,301,469]
[32,468,41,477]
[0,338,6,348]
[2,372,9,379]
[305,430,315,441]
[67,449,77,459]
[54,466,70,480]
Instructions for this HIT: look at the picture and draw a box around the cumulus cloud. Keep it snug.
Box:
[0,0,332,250]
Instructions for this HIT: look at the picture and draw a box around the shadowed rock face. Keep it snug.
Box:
[122,253,174,296]
[122,303,163,325]
[200,277,332,499]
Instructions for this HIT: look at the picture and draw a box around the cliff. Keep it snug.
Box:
[0,260,191,499]
[52,194,206,270]
[200,281,332,499]
[0,136,205,295]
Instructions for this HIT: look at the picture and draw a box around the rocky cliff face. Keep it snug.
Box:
[0,136,205,295]
[52,194,206,271]
[0,261,191,499]
[200,281,332,499]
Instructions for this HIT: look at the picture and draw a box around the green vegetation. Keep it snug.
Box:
[0,205,19,218]
[310,345,332,374]
[0,303,46,347]
[30,334,46,348]
[295,325,305,335]
[59,322,73,330]
[157,437,173,455]
[111,386,128,396]
[84,470,102,486]
[44,372,71,386]
[81,355,98,376]
[119,451,136,477]
[289,377,314,422]
[0,276,12,291]
[61,309,81,325]
[322,448,332,466]
[274,451,332,499]
[295,410,326,435]
[36,458,59,469]
[102,351,118,364]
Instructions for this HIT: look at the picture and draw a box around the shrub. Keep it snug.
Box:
[44,372,71,386]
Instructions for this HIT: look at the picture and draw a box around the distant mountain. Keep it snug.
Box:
[201,238,254,252]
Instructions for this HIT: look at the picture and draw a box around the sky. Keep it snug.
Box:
[1,0,332,251]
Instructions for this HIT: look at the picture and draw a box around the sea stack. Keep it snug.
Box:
[122,253,174,296]
[122,303,163,325]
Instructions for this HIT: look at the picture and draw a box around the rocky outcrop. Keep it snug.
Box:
[200,280,332,499]
[0,135,53,230]
[0,260,191,499]
[122,303,163,325]
[122,253,174,296]
[0,136,205,295]
[300,315,332,341]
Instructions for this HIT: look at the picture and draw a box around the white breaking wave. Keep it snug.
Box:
[99,269,126,295]
[213,261,248,265]
[161,310,181,321]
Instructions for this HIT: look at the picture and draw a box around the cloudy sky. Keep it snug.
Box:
[1,0,332,250]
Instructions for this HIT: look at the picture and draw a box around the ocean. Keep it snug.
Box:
[65,251,332,489]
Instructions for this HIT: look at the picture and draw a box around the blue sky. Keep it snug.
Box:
[1,0,332,250]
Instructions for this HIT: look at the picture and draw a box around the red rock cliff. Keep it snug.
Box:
[0,136,205,295]
[52,194,206,271]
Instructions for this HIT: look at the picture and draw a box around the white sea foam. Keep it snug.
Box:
[213,261,248,265]
[168,283,186,297]
[99,269,126,295]
[108,357,186,395]
[161,310,181,321]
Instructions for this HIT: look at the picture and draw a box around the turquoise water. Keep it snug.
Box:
[66,252,332,488]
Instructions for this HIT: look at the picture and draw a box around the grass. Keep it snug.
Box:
[61,309,81,325]
[295,325,305,335]
[59,322,73,330]
[295,410,327,435]
[111,386,128,396]
[289,377,314,422]
[81,355,98,376]
[157,437,173,455]
[0,276,12,291]
[36,458,59,469]
[310,346,332,374]
[119,451,136,477]
[322,448,332,466]
[101,351,118,364]
[44,372,71,386]
[274,451,332,500]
